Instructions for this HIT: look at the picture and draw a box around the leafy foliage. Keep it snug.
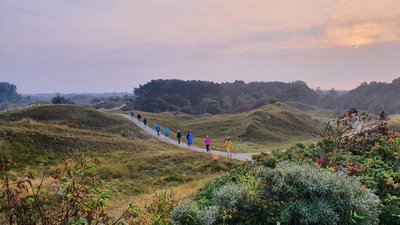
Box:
[259,163,381,225]
[253,108,400,224]
[0,82,21,104]
[133,79,318,114]
[51,94,72,104]
[339,78,400,114]
[0,155,138,224]
[133,78,400,114]
[172,163,381,225]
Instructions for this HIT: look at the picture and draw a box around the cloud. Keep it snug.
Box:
[1,0,400,92]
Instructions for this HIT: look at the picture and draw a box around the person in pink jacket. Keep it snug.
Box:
[204,135,211,153]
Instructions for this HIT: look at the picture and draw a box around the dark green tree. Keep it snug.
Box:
[0,82,21,103]
[51,94,71,104]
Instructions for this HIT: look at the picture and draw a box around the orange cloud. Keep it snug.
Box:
[325,22,400,47]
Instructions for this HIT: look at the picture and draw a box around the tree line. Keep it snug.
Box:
[133,79,318,114]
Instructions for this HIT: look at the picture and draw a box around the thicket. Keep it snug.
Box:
[133,79,318,114]
[0,155,141,224]
[252,109,400,224]
[171,108,400,224]
[172,163,382,225]
[51,94,72,104]
[340,78,400,114]
[133,78,400,115]
[0,154,183,225]
[0,82,21,104]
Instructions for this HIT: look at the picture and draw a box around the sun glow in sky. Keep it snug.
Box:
[0,0,399,93]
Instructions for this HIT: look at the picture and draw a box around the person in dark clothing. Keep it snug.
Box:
[130,111,134,117]
[176,130,182,144]
[137,114,141,122]
[143,118,147,127]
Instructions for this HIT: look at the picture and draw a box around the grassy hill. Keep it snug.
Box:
[128,102,332,152]
[0,105,237,206]
[0,104,150,139]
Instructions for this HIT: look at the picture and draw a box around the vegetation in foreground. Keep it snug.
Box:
[0,105,237,223]
[2,104,399,224]
[171,109,400,224]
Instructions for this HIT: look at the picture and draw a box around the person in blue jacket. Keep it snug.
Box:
[164,127,170,138]
[156,124,161,136]
[188,132,194,147]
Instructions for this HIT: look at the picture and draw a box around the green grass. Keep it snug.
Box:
[0,105,237,197]
[122,102,332,153]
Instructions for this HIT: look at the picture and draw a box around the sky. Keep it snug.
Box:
[1,0,400,94]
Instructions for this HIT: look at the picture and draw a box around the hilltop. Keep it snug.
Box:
[0,104,148,138]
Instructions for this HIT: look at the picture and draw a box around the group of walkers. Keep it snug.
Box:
[131,111,147,127]
[130,111,234,157]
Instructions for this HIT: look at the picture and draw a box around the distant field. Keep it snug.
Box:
[121,102,333,153]
[0,105,237,209]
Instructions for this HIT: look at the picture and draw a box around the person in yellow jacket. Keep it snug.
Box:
[224,137,233,157]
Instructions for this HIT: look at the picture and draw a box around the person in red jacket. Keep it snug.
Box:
[204,135,211,153]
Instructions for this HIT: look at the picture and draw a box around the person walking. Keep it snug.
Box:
[224,137,233,157]
[137,114,142,122]
[155,124,161,136]
[176,130,182,144]
[143,118,147,127]
[188,132,194,147]
[186,131,190,145]
[164,127,170,138]
[130,111,134,117]
[204,135,211,153]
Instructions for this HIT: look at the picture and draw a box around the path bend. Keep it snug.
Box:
[120,114,258,161]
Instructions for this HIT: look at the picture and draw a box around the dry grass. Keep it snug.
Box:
[107,174,221,217]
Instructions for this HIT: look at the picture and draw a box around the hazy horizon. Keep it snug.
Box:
[7,77,396,95]
[1,0,399,93]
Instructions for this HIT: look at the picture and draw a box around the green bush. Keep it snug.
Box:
[51,94,72,104]
[171,199,218,225]
[259,163,382,225]
[173,163,382,225]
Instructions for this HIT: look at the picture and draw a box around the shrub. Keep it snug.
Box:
[145,192,178,225]
[212,182,248,209]
[194,163,253,205]
[259,163,382,225]
[174,163,382,225]
[171,199,219,225]
[51,94,72,104]
[0,155,138,224]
